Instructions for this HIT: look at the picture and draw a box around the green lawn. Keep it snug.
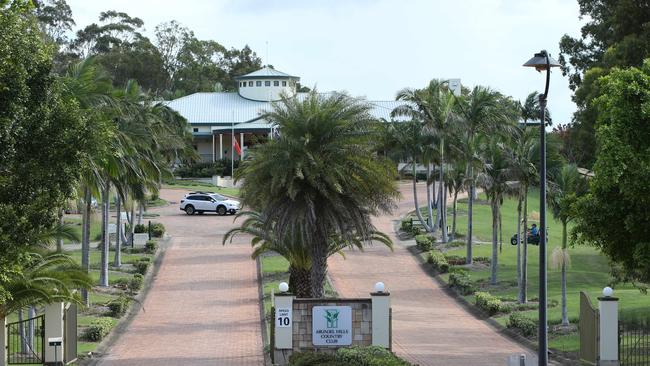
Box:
[63,216,102,243]
[417,190,650,354]
[162,179,240,197]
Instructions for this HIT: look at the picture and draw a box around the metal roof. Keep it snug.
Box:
[164,92,409,125]
[234,66,299,80]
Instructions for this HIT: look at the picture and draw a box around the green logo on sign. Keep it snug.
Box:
[325,309,339,328]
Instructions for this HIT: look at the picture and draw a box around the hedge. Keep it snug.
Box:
[83,318,114,341]
[151,222,165,238]
[145,240,157,253]
[108,295,131,317]
[507,312,537,337]
[448,269,475,295]
[415,234,433,252]
[474,291,505,316]
[289,346,413,366]
[427,251,449,273]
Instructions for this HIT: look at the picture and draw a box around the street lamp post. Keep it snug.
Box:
[523,50,560,366]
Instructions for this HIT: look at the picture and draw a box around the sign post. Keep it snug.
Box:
[312,306,352,346]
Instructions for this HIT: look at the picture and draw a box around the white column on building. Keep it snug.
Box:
[219,134,223,160]
[44,302,65,364]
[212,134,215,162]
[240,132,244,159]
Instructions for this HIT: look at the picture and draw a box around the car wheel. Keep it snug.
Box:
[217,206,227,215]
[185,205,195,215]
[510,235,518,246]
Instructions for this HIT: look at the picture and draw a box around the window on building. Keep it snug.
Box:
[274,80,279,86]
[240,82,245,87]
[193,128,199,132]
[256,81,262,87]
[282,81,287,86]
[249,81,253,87]
[265,81,271,86]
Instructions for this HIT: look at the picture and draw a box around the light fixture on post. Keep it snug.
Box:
[523,49,560,366]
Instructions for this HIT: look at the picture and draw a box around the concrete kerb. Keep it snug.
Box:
[82,234,172,366]
[255,256,273,366]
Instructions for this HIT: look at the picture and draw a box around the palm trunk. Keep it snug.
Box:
[516,196,523,301]
[81,186,91,305]
[466,173,474,264]
[289,266,312,298]
[129,203,136,247]
[310,239,328,298]
[413,162,432,232]
[100,182,110,287]
[426,164,434,231]
[521,186,529,303]
[561,220,569,326]
[451,190,458,240]
[441,180,448,242]
[137,202,143,225]
[114,195,122,267]
[490,201,499,285]
[499,208,503,254]
[57,208,64,252]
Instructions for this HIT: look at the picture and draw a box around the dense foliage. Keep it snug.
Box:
[573,61,650,283]
[289,346,413,366]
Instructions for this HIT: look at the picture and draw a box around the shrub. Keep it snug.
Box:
[135,260,150,275]
[130,274,144,291]
[444,254,465,265]
[474,292,505,316]
[507,312,537,337]
[400,219,421,237]
[145,240,157,253]
[473,256,491,264]
[134,224,146,234]
[84,318,113,341]
[108,295,131,317]
[289,352,339,366]
[151,223,165,238]
[448,269,475,295]
[415,234,433,252]
[336,346,412,365]
[427,251,449,273]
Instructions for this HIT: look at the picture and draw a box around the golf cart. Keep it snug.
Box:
[510,232,540,246]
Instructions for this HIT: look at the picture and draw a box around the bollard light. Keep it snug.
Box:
[278,282,289,293]
[374,282,385,293]
[603,286,614,297]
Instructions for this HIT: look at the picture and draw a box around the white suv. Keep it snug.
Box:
[179,192,241,216]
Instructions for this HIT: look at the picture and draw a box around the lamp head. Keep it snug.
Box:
[523,50,561,72]
[279,282,289,293]
[603,286,614,297]
[374,282,385,293]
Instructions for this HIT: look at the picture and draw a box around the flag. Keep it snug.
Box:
[233,137,242,156]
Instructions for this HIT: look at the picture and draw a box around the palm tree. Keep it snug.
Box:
[382,120,435,232]
[549,164,586,326]
[1,252,93,319]
[223,211,392,298]
[478,140,514,285]
[392,80,456,240]
[236,91,399,297]
[455,86,510,264]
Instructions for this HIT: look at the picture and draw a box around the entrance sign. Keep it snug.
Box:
[276,308,292,328]
[312,306,352,346]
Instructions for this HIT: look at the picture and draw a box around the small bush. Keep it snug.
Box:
[130,274,144,291]
[473,256,491,264]
[133,224,146,234]
[427,251,449,273]
[108,295,131,317]
[151,223,165,238]
[400,219,421,237]
[415,234,433,252]
[474,292,505,316]
[145,240,157,253]
[336,346,413,365]
[507,312,537,337]
[135,260,150,275]
[84,318,113,341]
[448,269,475,295]
[289,352,339,366]
[444,254,465,265]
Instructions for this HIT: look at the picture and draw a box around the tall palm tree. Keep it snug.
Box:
[392,80,456,240]
[382,120,435,232]
[549,164,586,326]
[236,91,399,297]
[478,140,514,285]
[455,86,510,264]
[223,211,392,298]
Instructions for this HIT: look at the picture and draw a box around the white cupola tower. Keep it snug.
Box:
[235,66,300,102]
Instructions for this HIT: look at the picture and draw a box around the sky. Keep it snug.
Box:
[66,0,584,124]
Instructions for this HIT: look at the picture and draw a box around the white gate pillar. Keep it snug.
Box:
[598,287,619,366]
[1,316,7,366]
[44,302,64,365]
[371,282,391,349]
[273,282,294,365]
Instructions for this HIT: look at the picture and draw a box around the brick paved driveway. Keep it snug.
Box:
[97,188,263,366]
[329,182,532,366]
